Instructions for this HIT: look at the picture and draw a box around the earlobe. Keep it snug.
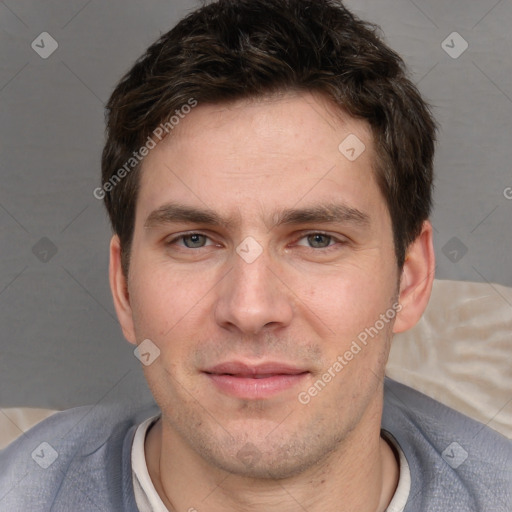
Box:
[109,235,137,345]
[393,221,435,334]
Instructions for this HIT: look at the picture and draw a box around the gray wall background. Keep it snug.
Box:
[1,0,511,409]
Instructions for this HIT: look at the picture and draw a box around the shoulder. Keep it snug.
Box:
[0,401,159,511]
[382,378,512,512]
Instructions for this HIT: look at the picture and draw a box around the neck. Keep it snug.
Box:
[145,402,399,512]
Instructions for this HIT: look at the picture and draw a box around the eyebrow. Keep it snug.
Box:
[144,202,370,230]
[145,203,236,229]
[273,203,370,228]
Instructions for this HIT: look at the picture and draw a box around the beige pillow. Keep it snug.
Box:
[0,408,58,450]
[387,279,512,438]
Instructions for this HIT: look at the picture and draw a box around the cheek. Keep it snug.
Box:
[128,263,209,342]
[303,264,394,328]
[296,273,397,376]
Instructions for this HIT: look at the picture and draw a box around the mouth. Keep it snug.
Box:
[203,361,310,399]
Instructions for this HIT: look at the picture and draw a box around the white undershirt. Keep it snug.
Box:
[132,415,168,512]
[382,430,411,512]
[131,416,411,512]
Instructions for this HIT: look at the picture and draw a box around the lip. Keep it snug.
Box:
[203,361,309,399]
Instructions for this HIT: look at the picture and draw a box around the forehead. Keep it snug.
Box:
[136,91,386,226]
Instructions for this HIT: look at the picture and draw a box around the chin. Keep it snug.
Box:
[197,428,343,481]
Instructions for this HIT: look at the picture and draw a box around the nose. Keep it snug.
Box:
[214,244,294,335]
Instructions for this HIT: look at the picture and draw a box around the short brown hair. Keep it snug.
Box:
[101,0,436,275]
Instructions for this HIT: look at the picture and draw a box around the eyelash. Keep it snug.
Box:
[165,231,346,252]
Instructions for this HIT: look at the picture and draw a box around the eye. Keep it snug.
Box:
[168,233,214,249]
[183,233,208,248]
[296,232,337,249]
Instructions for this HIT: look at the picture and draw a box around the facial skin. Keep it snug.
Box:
[110,91,435,512]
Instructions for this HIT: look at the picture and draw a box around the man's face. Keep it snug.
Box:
[122,91,401,478]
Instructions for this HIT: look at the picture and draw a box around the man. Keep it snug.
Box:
[1,0,510,510]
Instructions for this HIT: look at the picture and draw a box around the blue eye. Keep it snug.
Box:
[305,233,333,248]
[166,233,214,249]
[181,233,208,248]
[296,232,337,249]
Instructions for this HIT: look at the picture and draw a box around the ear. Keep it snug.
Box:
[109,235,137,345]
[393,220,435,334]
